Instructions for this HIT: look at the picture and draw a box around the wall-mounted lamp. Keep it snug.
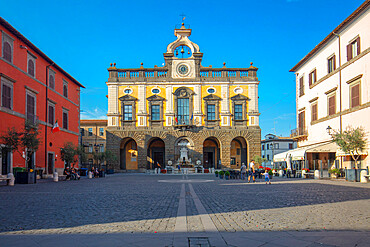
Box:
[20,45,28,49]
[326,126,332,135]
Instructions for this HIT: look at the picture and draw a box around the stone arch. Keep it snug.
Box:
[147,137,165,170]
[230,136,248,169]
[203,136,221,169]
[120,137,138,170]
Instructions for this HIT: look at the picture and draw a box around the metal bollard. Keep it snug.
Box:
[7,173,14,186]
[314,170,320,179]
[53,172,58,182]
[360,170,368,183]
[88,171,93,179]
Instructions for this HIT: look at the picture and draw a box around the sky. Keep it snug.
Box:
[0,0,365,138]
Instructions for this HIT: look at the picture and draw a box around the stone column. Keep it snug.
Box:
[137,85,147,127]
[107,85,119,127]
[221,144,231,169]
[194,84,202,126]
[220,84,231,126]
[165,85,174,126]
[137,135,146,171]
[248,83,260,127]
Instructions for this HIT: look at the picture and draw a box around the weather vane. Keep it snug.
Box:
[180,13,186,24]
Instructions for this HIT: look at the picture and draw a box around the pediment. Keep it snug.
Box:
[231,94,249,101]
[203,94,221,101]
[119,95,137,101]
[147,94,165,101]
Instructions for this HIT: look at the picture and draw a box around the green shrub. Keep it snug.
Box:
[219,171,225,176]
[215,171,219,174]
[329,168,340,175]
[225,171,230,176]
[268,170,273,176]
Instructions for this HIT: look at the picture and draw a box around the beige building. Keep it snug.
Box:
[80,120,107,167]
[106,23,261,172]
[289,0,370,173]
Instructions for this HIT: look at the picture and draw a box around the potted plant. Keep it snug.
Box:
[268,170,273,179]
[225,171,230,180]
[215,171,219,177]
[219,170,224,179]
[204,169,209,173]
[329,168,340,178]
[161,169,167,174]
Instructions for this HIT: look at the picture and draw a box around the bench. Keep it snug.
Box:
[0,175,11,185]
[304,172,315,179]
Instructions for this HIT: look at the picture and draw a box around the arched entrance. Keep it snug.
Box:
[147,138,165,170]
[230,137,248,169]
[203,137,221,169]
[120,138,138,170]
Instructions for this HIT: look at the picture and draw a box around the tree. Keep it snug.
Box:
[0,120,40,170]
[331,126,367,169]
[60,142,78,168]
[253,155,267,166]
[105,150,118,170]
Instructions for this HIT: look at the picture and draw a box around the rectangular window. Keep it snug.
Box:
[49,70,55,90]
[308,69,316,86]
[63,81,68,98]
[88,128,93,136]
[81,128,85,136]
[177,98,189,124]
[27,52,36,78]
[99,128,104,136]
[63,111,68,129]
[274,143,279,149]
[151,105,160,120]
[299,77,304,96]
[1,83,12,109]
[234,104,243,120]
[311,103,318,121]
[267,154,270,161]
[48,104,55,125]
[289,143,293,149]
[350,83,360,108]
[123,105,133,120]
[88,144,93,153]
[262,145,264,150]
[347,37,360,61]
[100,144,104,153]
[266,144,269,150]
[2,32,14,63]
[328,56,336,73]
[207,104,216,120]
[328,94,336,116]
[26,93,36,122]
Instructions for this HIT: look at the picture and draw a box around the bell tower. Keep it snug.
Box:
[163,23,203,80]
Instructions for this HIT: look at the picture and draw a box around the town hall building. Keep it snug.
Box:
[105,23,261,172]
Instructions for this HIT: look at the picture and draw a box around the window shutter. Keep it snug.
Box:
[314,70,317,82]
[351,84,360,107]
[309,72,312,86]
[28,60,34,77]
[333,55,336,70]
[356,37,361,55]
[329,95,335,115]
[3,42,12,62]
[347,44,352,61]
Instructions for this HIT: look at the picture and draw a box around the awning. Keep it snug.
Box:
[306,142,338,153]
[289,147,307,161]
[336,149,368,157]
[273,150,290,162]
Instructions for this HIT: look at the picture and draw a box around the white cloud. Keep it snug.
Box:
[80,107,107,120]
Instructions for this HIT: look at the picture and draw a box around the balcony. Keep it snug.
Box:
[173,117,195,130]
[291,127,308,140]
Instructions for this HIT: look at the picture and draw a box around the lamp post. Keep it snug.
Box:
[326,126,332,136]
[94,144,99,169]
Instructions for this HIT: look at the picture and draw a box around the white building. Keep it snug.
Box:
[261,134,296,168]
[289,0,370,172]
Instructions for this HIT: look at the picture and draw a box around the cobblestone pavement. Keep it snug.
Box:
[0,174,369,246]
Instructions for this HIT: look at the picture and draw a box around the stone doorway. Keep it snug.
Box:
[120,138,138,170]
[203,137,220,169]
[230,137,248,169]
[147,138,165,169]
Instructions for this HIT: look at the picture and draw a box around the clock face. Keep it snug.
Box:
[177,64,189,75]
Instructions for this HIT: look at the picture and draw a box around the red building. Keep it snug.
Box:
[0,17,84,175]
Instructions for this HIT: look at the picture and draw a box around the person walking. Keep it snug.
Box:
[240,162,247,180]
[248,160,256,183]
[264,169,271,184]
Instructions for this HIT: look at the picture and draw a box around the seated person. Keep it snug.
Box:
[71,166,80,180]
[63,167,71,180]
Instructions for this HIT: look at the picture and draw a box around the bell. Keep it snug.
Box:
[176,50,178,56]
[181,46,184,54]
[188,50,190,55]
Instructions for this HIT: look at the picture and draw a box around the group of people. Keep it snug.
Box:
[63,166,80,180]
[91,167,100,178]
[240,160,271,184]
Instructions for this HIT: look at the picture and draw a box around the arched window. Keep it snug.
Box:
[63,84,68,98]
[49,75,55,89]
[3,42,12,62]
[28,59,35,77]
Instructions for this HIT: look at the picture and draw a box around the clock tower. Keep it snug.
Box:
[163,23,203,80]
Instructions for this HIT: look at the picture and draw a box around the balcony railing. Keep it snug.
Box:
[291,127,308,139]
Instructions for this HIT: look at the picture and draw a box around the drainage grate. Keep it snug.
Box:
[188,237,211,247]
